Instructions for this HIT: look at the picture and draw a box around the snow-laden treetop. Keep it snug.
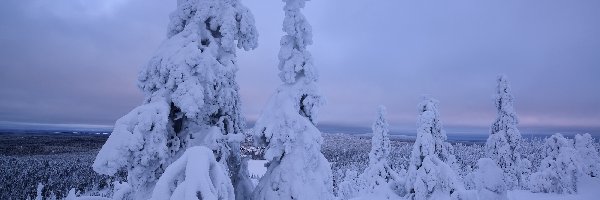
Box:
[139,0,258,118]
[254,0,324,125]
[416,97,450,160]
[491,74,519,134]
[411,97,444,166]
[252,0,324,163]
[278,0,318,84]
[169,0,258,50]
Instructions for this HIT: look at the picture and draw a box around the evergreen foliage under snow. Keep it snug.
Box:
[92,0,258,199]
[251,0,333,199]
[529,133,582,194]
[405,98,465,200]
[485,75,531,190]
[340,106,403,200]
[574,133,600,178]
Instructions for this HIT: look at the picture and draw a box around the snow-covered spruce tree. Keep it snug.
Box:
[351,106,402,199]
[368,106,391,166]
[405,98,465,200]
[529,133,582,194]
[92,0,258,199]
[251,0,333,199]
[485,75,531,189]
[574,133,600,178]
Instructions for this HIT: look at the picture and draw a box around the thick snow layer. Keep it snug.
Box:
[248,159,268,178]
[508,177,600,200]
[150,146,234,200]
[93,101,171,196]
[65,188,112,200]
[112,182,132,200]
[349,185,403,200]
[354,162,403,199]
[472,158,508,200]
[352,177,600,200]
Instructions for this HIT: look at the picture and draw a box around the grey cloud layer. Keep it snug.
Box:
[1,0,599,130]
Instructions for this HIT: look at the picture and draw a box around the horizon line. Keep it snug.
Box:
[1,120,599,135]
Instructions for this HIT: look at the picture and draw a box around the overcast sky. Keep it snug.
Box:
[1,0,599,133]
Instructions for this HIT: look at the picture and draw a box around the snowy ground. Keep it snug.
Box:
[508,177,600,200]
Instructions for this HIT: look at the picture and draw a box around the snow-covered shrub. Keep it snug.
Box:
[93,0,258,199]
[405,98,465,200]
[251,0,333,199]
[150,146,234,200]
[471,158,507,200]
[485,75,531,189]
[574,133,600,177]
[530,133,582,194]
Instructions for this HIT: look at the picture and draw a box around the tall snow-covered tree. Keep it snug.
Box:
[485,75,531,189]
[529,133,582,194]
[352,106,402,199]
[369,106,391,166]
[574,133,600,178]
[251,0,333,199]
[92,0,258,199]
[405,98,464,200]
